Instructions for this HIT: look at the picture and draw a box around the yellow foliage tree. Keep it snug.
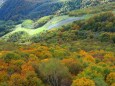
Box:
[80,50,95,63]
[111,83,115,86]
[9,73,27,86]
[106,72,115,85]
[0,71,8,82]
[71,77,95,86]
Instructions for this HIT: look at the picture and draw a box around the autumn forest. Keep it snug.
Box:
[0,0,115,86]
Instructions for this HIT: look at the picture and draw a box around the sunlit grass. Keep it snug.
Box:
[1,14,93,41]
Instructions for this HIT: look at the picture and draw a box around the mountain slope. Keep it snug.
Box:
[1,1,115,43]
[0,0,113,20]
[0,0,82,20]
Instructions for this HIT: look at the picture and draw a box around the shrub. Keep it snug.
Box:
[99,33,111,42]
[93,78,108,86]
[22,19,34,29]
[76,31,88,39]
[2,52,21,63]
[8,31,29,42]
[111,34,115,43]
[34,16,53,28]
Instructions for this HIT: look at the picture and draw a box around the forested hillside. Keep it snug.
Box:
[0,1,115,86]
[0,0,113,20]
[1,2,115,43]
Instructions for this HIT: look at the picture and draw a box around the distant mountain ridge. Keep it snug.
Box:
[0,0,113,20]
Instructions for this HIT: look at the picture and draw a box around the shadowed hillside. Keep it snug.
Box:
[0,0,113,20]
[0,0,82,20]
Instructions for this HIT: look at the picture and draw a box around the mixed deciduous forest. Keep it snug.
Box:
[0,0,115,86]
[0,39,115,86]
